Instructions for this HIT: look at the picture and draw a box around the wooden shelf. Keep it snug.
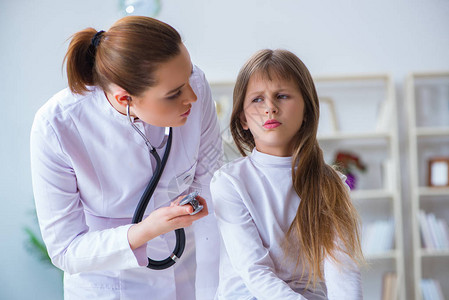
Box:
[420,249,449,258]
[314,74,405,300]
[317,132,391,141]
[407,71,449,300]
[351,189,394,200]
[416,127,449,137]
[418,187,449,197]
[366,250,397,261]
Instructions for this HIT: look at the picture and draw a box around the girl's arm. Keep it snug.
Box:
[323,172,363,299]
[324,248,363,299]
[211,172,307,300]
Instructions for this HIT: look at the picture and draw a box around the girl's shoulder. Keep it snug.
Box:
[212,156,249,182]
[210,156,251,199]
[332,168,350,192]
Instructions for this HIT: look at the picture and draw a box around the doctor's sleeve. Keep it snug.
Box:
[191,70,224,300]
[210,172,306,300]
[30,115,146,275]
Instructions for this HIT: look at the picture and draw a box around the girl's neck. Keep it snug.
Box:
[254,145,293,157]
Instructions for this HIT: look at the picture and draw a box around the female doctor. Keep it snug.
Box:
[30,16,222,300]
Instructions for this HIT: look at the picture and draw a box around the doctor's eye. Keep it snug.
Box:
[167,90,182,100]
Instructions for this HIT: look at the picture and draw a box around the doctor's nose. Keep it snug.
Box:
[183,83,197,104]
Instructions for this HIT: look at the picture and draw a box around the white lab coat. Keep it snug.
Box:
[211,149,362,300]
[30,65,223,300]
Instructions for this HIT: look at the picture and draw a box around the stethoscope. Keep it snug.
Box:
[126,103,185,270]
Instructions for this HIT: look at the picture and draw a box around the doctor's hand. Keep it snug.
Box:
[127,195,208,250]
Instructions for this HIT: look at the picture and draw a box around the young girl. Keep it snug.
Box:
[30,16,221,299]
[211,49,364,299]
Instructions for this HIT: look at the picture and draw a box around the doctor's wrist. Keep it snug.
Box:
[127,222,157,250]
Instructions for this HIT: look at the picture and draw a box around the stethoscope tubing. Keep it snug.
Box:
[131,146,162,224]
[127,104,186,270]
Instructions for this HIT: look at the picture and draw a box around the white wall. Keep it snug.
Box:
[159,0,449,82]
[1,0,448,299]
[0,1,121,299]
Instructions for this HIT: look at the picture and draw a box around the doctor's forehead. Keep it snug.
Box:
[152,44,192,86]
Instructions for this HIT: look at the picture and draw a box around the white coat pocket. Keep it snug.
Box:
[166,161,198,201]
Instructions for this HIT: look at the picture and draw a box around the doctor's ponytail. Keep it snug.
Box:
[64,28,99,95]
[63,16,182,96]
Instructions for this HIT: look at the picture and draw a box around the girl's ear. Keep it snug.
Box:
[240,112,249,130]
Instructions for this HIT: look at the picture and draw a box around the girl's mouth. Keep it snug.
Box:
[263,119,281,129]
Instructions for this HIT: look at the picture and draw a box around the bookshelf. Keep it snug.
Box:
[210,73,406,300]
[407,72,449,300]
[314,74,405,300]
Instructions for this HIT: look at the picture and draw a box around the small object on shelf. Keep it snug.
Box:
[381,272,398,300]
[428,157,449,187]
[362,219,395,255]
[421,278,445,300]
[419,210,449,250]
[334,151,367,190]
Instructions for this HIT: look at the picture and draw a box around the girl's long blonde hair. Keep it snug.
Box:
[230,49,364,286]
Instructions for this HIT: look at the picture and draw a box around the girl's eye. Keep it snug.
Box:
[252,97,263,103]
[277,94,288,99]
[167,90,182,100]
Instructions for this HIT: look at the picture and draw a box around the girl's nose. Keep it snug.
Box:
[264,102,278,114]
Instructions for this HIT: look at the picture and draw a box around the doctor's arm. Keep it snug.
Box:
[30,119,141,274]
[30,116,198,274]
[211,173,307,300]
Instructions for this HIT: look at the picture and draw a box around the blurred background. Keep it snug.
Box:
[1,0,448,299]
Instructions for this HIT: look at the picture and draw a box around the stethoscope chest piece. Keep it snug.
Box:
[179,191,203,215]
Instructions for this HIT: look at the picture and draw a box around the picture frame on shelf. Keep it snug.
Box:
[428,157,449,187]
[318,97,339,134]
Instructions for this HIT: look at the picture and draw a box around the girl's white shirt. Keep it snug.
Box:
[211,149,362,300]
[30,65,222,300]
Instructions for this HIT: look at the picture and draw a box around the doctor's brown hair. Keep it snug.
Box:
[64,16,182,96]
[230,49,364,286]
